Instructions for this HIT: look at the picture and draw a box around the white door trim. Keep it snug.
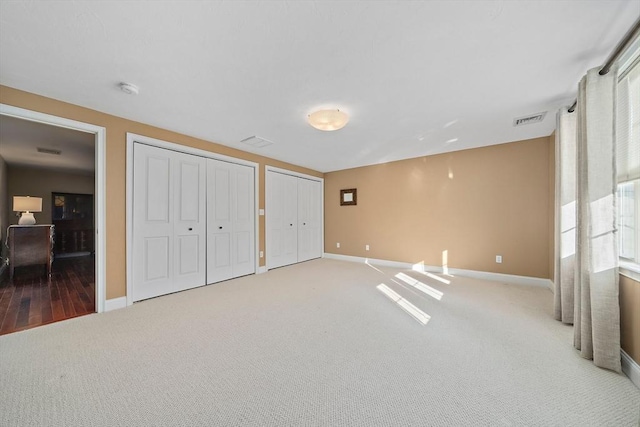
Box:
[266,165,322,182]
[265,166,324,270]
[126,133,260,306]
[0,104,107,313]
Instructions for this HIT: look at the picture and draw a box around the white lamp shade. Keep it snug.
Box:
[13,196,43,212]
[308,109,349,131]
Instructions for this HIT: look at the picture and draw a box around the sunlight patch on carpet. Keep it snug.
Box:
[395,273,444,300]
[377,283,431,325]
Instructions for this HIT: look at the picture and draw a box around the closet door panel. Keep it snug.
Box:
[172,153,207,292]
[133,144,206,301]
[134,144,256,299]
[267,171,298,269]
[297,178,313,262]
[232,164,255,277]
[282,174,298,263]
[133,144,174,301]
[266,171,281,267]
[297,178,322,262]
[207,159,233,284]
[307,179,323,260]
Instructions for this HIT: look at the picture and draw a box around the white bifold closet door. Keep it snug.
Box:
[206,158,255,284]
[297,177,322,262]
[267,172,299,269]
[267,170,322,269]
[132,143,206,302]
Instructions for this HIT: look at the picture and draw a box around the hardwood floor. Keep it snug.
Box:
[0,255,95,335]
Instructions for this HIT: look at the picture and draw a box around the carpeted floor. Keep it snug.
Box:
[1,258,638,426]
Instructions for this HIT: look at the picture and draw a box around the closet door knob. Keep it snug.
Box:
[188,228,193,231]
[219,226,223,230]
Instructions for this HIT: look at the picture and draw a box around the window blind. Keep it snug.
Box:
[617,57,640,183]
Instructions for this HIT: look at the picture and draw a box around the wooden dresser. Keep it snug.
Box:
[8,225,55,280]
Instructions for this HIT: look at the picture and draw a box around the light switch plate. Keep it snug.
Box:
[259,209,265,216]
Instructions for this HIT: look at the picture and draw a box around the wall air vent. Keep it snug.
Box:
[240,136,274,148]
[37,147,62,155]
[513,112,547,127]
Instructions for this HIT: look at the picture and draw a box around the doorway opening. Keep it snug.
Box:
[0,104,106,334]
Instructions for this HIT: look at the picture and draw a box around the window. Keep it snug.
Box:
[616,41,640,269]
[617,181,637,261]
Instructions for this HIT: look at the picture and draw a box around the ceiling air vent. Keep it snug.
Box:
[240,136,274,148]
[37,147,62,155]
[513,112,547,127]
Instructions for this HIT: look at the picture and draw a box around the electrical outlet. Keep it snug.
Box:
[259,251,264,258]
[336,242,340,248]
[365,245,370,251]
[496,255,502,264]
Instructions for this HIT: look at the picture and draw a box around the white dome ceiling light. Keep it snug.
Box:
[308,109,349,131]
[119,82,139,95]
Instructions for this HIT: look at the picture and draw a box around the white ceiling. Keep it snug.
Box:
[0,1,638,173]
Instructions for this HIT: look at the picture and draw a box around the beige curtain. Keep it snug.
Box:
[573,66,620,372]
[554,108,577,324]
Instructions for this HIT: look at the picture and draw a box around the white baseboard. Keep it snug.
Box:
[105,296,127,312]
[445,267,553,290]
[323,253,415,269]
[323,253,553,289]
[622,350,640,390]
[257,266,268,274]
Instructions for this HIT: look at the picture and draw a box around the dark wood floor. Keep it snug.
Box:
[0,255,95,335]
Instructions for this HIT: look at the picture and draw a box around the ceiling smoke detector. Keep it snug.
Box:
[119,82,139,95]
[37,147,61,155]
[513,112,547,127]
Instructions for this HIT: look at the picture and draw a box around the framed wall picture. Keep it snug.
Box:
[340,188,357,206]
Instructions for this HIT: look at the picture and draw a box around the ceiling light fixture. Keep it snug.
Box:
[308,109,349,131]
[119,82,139,95]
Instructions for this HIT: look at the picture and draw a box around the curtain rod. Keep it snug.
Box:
[567,16,640,113]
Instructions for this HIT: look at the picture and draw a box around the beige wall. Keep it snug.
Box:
[0,85,322,299]
[7,166,95,225]
[620,274,640,364]
[0,155,7,265]
[324,137,552,279]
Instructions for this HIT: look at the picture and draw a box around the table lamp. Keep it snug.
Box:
[13,196,43,225]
